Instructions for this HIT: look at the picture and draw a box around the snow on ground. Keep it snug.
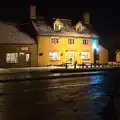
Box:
[0,65,112,74]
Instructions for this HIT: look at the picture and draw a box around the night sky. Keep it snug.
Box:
[0,1,119,60]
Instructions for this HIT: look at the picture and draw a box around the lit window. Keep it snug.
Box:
[83,39,88,44]
[68,38,74,44]
[49,52,60,60]
[50,37,59,44]
[54,24,61,31]
[81,52,90,60]
[26,54,30,62]
[6,53,18,63]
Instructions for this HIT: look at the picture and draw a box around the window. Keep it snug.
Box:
[55,24,59,31]
[26,54,30,62]
[54,23,62,31]
[49,52,60,60]
[83,39,88,44]
[81,52,90,60]
[50,37,59,44]
[6,53,18,63]
[76,27,81,32]
[76,26,82,32]
[68,38,74,44]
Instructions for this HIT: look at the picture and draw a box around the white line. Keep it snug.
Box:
[40,83,89,90]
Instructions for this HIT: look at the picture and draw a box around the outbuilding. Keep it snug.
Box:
[0,21,38,68]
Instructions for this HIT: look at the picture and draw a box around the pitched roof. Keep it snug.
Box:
[75,21,99,38]
[31,18,99,38]
[0,21,35,44]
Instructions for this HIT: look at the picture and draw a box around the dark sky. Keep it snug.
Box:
[0,1,119,60]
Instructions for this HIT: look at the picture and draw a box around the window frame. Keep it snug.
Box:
[81,51,90,60]
[68,38,74,44]
[50,37,59,44]
[6,53,18,63]
[83,39,88,44]
[49,52,60,61]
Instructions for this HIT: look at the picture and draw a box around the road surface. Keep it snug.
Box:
[0,71,119,120]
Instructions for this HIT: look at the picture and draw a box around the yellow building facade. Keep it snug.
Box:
[35,18,101,66]
[20,17,108,66]
[38,36,95,66]
[18,6,108,67]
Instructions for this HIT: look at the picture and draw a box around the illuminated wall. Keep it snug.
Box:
[116,51,120,62]
[38,36,94,66]
[98,45,108,64]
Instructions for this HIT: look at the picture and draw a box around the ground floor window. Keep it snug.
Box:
[81,52,90,60]
[6,53,18,63]
[26,53,30,62]
[49,52,60,60]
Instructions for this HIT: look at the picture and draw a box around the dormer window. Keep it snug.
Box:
[54,24,60,31]
[54,19,63,31]
[76,27,82,32]
[76,22,83,32]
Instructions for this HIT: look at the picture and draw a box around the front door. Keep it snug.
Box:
[25,53,31,67]
[67,52,75,64]
[19,52,25,67]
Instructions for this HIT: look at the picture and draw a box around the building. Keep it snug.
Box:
[0,21,38,68]
[97,45,108,64]
[19,17,109,66]
[17,5,108,67]
[116,50,120,62]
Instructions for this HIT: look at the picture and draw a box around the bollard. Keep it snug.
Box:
[65,63,67,69]
[74,64,76,68]
[91,63,92,68]
[74,60,77,69]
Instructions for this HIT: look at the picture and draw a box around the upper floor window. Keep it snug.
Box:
[76,27,81,32]
[54,24,60,31]
[50,37,59,44]
[68,38,74,44]
[83,39,88,44]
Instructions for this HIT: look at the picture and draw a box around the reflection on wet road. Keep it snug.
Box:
[0,72,119,120]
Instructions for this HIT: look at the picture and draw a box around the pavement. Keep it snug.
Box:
[0,66,113,82]
[0,65,112,74]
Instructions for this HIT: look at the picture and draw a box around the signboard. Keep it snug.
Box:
[21,47,28,51]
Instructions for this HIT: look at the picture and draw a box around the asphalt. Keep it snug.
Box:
[0,73,119,120]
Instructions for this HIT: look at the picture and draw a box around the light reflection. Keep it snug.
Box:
[88,75,110,120]
[89,75,104,85]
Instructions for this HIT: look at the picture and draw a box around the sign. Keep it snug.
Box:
[21,47,28,51]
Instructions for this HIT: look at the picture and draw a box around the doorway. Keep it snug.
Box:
[67,51,75,64]
[19,53,31,67]
[25,53,31,67]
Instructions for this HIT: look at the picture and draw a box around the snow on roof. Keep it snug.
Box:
[0,22,35,44]
[32,19,99,38]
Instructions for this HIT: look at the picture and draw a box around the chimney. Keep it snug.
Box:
[83,12,90,24]
[30,4,36,20]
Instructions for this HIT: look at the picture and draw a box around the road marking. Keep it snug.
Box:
[39,83,89,90]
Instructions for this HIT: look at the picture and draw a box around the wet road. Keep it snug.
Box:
[0,71,120,120]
